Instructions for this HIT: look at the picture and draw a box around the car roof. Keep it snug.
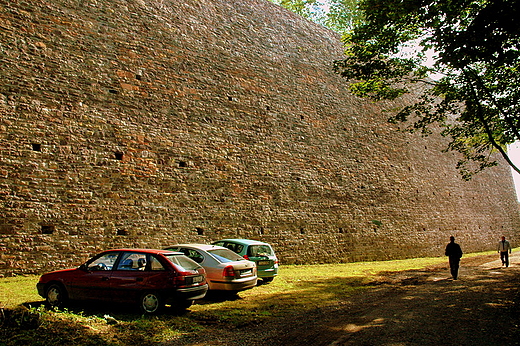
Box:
[106,248,184,255]
[216,239,270,246]
[166,244,228,251]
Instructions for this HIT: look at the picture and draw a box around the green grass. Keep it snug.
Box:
[0,276,41,308]
[0,253,487,345]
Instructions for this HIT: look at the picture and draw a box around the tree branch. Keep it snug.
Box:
[470,70,520,142]
[463,69,520,175]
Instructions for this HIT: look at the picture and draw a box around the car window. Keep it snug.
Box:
[168,248,204,263]
[225,242,244,254]
[116,252,148,271]
[165,254,202,271]
[183,249,205,263]
[150,256,166,271]
[207,248,244,262]
[248,245,273,257]
[87,252,119,271]
[215,242,244,254]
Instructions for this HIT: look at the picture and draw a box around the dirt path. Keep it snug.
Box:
[260,253,520,346]
[178,253,520,346]
[327,254,520,346]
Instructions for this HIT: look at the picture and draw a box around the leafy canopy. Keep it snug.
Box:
[269,0,363,32]
[333,0,520,179]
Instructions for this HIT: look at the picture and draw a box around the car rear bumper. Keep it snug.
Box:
[209,277,257,291]
[164,284,208,304]
[257,268,278,278]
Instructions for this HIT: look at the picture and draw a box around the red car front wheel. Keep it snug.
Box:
[45,283,68,308]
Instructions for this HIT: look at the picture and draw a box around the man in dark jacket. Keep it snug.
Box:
[445,236,463,279]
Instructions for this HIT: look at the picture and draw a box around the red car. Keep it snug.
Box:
[36,249,208,314]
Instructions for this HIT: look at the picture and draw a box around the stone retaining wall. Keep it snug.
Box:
[0,0,519,276]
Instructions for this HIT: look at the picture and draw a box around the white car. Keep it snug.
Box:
[164,244,258,292]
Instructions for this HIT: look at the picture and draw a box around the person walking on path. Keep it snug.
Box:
[445,236,463,279]
[497,236,512,267]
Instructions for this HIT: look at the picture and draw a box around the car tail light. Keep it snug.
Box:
[173,270,203,287]
[172,273,187,286]
[223,265,236,277]
[243,255,249,260]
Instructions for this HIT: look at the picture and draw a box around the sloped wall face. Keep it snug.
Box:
[0,0,518,275]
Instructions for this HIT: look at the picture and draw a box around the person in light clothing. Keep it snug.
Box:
[497,236,512,267]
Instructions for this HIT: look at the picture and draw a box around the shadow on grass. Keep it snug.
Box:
[21,299,196,319]
[0,276,371,346]
[240,266,520,346]
[197,290,242,304]
[1,303,114,346]
[9,267,518,346]
[2,298,213,346]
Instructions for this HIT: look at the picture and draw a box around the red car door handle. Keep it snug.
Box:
[101,277,109,281]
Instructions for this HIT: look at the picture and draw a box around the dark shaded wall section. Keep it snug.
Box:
[0,0,519,275]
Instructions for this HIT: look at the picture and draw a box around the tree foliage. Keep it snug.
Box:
[269,0,363,33]
[333,0,520,179]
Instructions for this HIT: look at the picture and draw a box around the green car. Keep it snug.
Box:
[212,239,279,283]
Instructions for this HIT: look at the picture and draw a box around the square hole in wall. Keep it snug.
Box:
[117,228,129,236]
[41,224,55,234]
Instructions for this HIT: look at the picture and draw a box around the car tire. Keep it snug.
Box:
[262,277,274,284]
[175,299,193,310]
[45,283,68,308]
[139,292,164,314]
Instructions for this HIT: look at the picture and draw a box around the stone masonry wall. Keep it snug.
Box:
[0,0,519,276]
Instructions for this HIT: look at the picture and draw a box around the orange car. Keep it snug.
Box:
[165,244,257,292]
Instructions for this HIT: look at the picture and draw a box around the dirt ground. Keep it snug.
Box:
[170,253,520,346]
